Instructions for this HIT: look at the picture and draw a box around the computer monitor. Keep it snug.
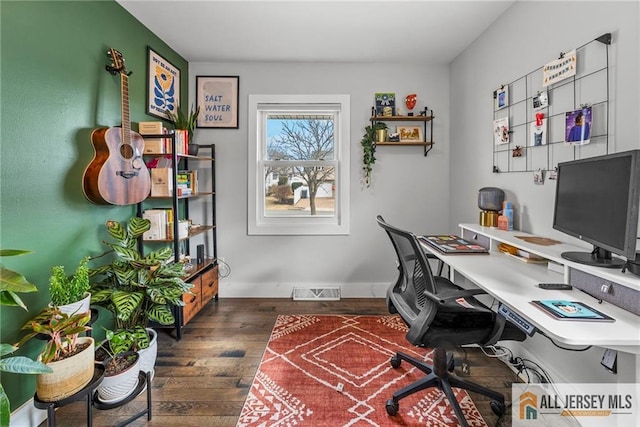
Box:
[553,149,640,268]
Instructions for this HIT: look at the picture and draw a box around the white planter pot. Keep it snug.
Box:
[97,352,140,404]
[36,337,95,402]
[138,328,158,377]
[54,292,91,316]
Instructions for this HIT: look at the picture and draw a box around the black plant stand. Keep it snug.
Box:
[33,365,105,427]
[34,368,152,427]
[93,371,152,427]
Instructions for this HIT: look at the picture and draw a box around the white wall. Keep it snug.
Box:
[189,62,451,297]
[450,1,639,385]
[450,0,640,241]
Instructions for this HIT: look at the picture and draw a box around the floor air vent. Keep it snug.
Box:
[292,287,341,301]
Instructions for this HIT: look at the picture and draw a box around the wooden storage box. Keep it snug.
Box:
[201,266,219,302]
[144,139,164,154]
[182,275,202,325]
[151,168,173,197]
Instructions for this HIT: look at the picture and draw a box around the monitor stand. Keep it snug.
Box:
[561,246,626,268]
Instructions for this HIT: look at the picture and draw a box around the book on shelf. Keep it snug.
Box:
[166,129,188,155]
[419,235,489,255]
[530,300,615,322]
[176,171,192,196]
[142,208,180,240]
[142,209,167,240]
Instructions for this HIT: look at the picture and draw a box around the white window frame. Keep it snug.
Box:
[248,94,350,235]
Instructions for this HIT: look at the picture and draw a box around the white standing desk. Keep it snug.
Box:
[419,224,640,355]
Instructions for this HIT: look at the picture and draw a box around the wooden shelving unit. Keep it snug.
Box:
[137,136,218,340]
[370,107,435,156]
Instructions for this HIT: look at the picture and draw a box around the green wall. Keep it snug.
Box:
[0,0,188,413]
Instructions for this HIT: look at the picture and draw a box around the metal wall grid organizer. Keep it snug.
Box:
[492,33,611,174]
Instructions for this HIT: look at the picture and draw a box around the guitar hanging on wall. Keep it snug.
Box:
[83,48,151,205]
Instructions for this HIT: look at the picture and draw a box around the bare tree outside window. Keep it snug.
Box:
[265,117,335,216]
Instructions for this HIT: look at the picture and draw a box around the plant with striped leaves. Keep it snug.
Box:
[89,217,193,352]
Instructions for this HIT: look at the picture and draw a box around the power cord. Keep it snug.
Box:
[539,330,592,351]
[216,257,231,278]
[491,345,552,384]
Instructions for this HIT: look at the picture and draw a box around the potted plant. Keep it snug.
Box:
[94,331,140,403]
[49,256,91,315]
[16,307,93,402]
[89,216,193,375]
[360,122,387,187]
[166,104,200,155]
[0,249,53,425]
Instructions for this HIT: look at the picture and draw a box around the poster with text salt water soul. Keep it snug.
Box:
[196,76,239,129]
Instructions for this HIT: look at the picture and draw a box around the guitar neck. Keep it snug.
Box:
[121,73,131,142]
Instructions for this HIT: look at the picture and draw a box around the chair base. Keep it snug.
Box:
[386,348,505,427]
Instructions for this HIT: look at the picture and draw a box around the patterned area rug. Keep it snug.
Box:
[237,315,487,426]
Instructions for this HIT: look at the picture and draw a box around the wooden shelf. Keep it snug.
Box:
[182,257,215,281]
[369,107,435,157]
[376,141,433,146]
[370,115,433,122]
[146,191,214,200]
[142,225,215,243]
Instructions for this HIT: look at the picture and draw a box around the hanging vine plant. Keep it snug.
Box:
[360,122,387,187]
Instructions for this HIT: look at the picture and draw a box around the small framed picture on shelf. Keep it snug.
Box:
[397,126,423,142]
[494,85,509,110]
[375,92,396,116]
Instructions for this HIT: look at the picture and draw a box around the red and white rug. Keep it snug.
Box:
[237,315,487,426]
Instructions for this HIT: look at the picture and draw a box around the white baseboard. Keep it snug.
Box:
[219,281,389,298]
[10,398,46,427]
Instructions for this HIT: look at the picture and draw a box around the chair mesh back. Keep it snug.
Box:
[379,217,437,314]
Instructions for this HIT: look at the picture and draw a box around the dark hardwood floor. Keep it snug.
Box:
[46,298,518,426]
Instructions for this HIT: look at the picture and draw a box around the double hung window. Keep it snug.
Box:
[248,94,350,235]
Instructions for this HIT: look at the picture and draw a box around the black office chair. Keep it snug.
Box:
[376,215,526,427]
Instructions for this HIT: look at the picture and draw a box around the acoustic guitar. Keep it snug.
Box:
[83,48,151,205]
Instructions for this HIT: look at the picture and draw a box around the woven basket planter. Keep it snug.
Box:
[36,337,95,402]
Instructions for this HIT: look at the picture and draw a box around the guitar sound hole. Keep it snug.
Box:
[120,144,134,159]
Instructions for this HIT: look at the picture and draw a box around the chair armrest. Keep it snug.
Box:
[423,277,488,304]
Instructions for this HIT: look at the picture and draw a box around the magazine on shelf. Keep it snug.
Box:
[419,235,489,255]
[531,300,615,322]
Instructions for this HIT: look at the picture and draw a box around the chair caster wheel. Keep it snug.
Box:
[386,399,399,416]
[490,400,505,416]
[390,355,401,368]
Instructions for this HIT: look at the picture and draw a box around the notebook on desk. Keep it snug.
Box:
[419,235,489,255]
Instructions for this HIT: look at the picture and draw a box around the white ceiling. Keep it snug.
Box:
[118,0,515,65]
